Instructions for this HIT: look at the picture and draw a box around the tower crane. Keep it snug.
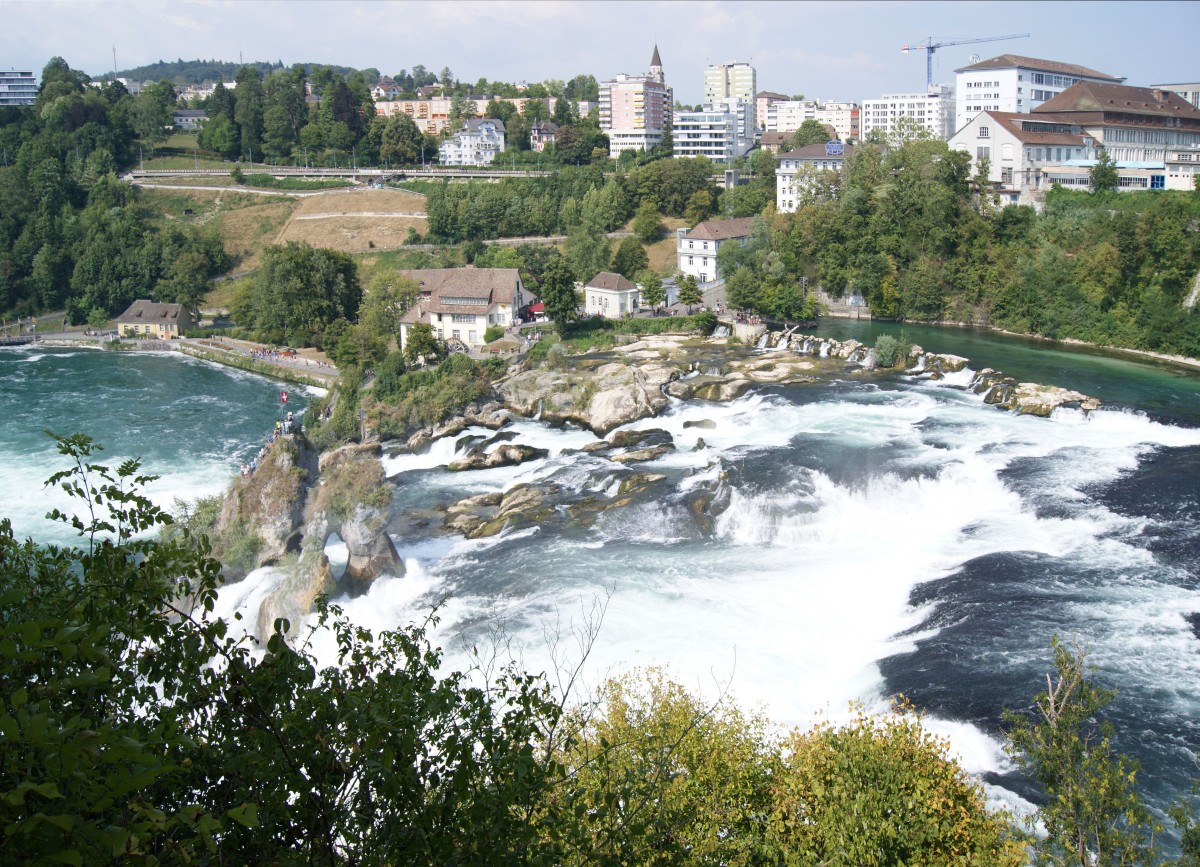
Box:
[902,33,1030,88]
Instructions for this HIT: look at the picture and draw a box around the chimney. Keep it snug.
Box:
[1151,88,1166,103]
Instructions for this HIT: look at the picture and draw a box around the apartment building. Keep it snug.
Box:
[755,91,789,131]
[600,45,673,156]
[0,69,37,106]
[438,119,506,166]
[765,99,820,133]
[704,61,757,103]
[814,101,860,142]
[861,85,955,141]
[673,103,753,164]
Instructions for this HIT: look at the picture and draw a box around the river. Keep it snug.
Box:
[3,327,1200,839]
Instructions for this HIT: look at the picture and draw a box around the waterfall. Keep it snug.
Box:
[802,339,813,355]
[819,341,830,358]
[776,334,788,349]
[756,333,770,349]
[712,325,730,338]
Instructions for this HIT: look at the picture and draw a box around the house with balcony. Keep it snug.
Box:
[584,271,640,319]
[676,217,754,284]
[397,268,528,350]
[438,118,506,166]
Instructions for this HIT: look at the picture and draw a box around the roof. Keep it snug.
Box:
[651,44,663,68]
[1034,82,1200,120]
[585,271,637,292]
[397,268,521,317]
[778,142,855,161]
[968,111,1090,146]
[116,300,188,323]
[684,216,755,242]
[756,91,790,101]
[758,131,791,147]
[531,120,558,133]
[955,54,1122,82]
[463,118,505,133]
[173,109,207,117]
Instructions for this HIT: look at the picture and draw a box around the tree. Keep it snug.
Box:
[564,186,611,282]
[792,118,831,149]
[638,269,665,311]
[1005,637,1158,866]
[1090,149,1119,194]
[240,242,362,346]
[609,236,648,280]
[683,189,714,226]
[677,273,702,312]
[233,65,264,160]
[379,112,424,165]
[359,270,420,346]
[540,256,578,328]
[770,703,1025,866]
[130,80,176,151]
[403,320,442,364]
[632,200,664,244]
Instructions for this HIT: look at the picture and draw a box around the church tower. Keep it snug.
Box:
[649,44,664,83]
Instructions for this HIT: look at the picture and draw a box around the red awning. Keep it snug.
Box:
[529,302,544,313]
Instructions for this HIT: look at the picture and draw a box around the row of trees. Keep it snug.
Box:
[719,131,1200,356]
[2,435,1190,864]
[0,58,228,320]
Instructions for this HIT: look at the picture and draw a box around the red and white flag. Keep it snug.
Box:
[280,390,289,404]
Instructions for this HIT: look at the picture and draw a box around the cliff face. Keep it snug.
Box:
[211,435,317,580]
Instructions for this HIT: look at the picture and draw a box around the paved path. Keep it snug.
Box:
[293,211,427,219]
[130,181,326,197]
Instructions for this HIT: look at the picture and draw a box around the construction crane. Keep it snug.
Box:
[902,33,1030,88]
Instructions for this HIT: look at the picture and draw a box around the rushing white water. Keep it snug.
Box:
[209,371,1200,821]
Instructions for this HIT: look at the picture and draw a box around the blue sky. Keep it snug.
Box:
[4,0,1198,104]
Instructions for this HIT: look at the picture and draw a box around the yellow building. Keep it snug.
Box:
[115,300,193,338]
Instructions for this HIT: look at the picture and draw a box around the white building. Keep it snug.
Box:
[673,101,753,163]
[438,119,506,166]
[1152,83,1200,109]
[954,54,1123,134]
[776,141,858,212]
[397,268,528,350]
[861,85,955,141]
[814,101,860,142]
[765,99,819,133]
[0,69,36,106]
[583,271,640,319]
[704,61,757,104]
[948,83,1200,203]
[677,217,754,284]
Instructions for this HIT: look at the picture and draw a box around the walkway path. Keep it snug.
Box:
[130,181,326,197]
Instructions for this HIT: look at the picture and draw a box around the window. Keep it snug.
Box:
[976,146,990,161]
[1151,175,1165,189]
[978,126,990,138]
[1001,167,1013,184]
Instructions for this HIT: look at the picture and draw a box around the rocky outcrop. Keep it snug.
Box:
[447,443,549,471]
[970,369,1100,416]
[211,435,318,580]
[443,483,562,538]
[406,401,511,452]
[256,442,402,638]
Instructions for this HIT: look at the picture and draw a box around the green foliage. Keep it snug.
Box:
[791,118,832,149]
[637,269,665,310]
[676,273,702,310]
[242,173,345,190]
[483,324,505,342]
[873,334,901,367]
[632,199,665,243]
[403,321,442,365]
[1090,150,1120,195]
[609,236,648,280]
[1005,637,1158,866]
[772,703,1026,866]
[238,241,362,346]
[541,257,579,328]
[371,351,494,438]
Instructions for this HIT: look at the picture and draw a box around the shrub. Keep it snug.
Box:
[483,325,505,343]
[873,334,901,367]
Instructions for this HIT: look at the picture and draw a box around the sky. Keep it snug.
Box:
[4,0,1199,105]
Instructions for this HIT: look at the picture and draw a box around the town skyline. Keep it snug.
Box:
[5,0,1199,106]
